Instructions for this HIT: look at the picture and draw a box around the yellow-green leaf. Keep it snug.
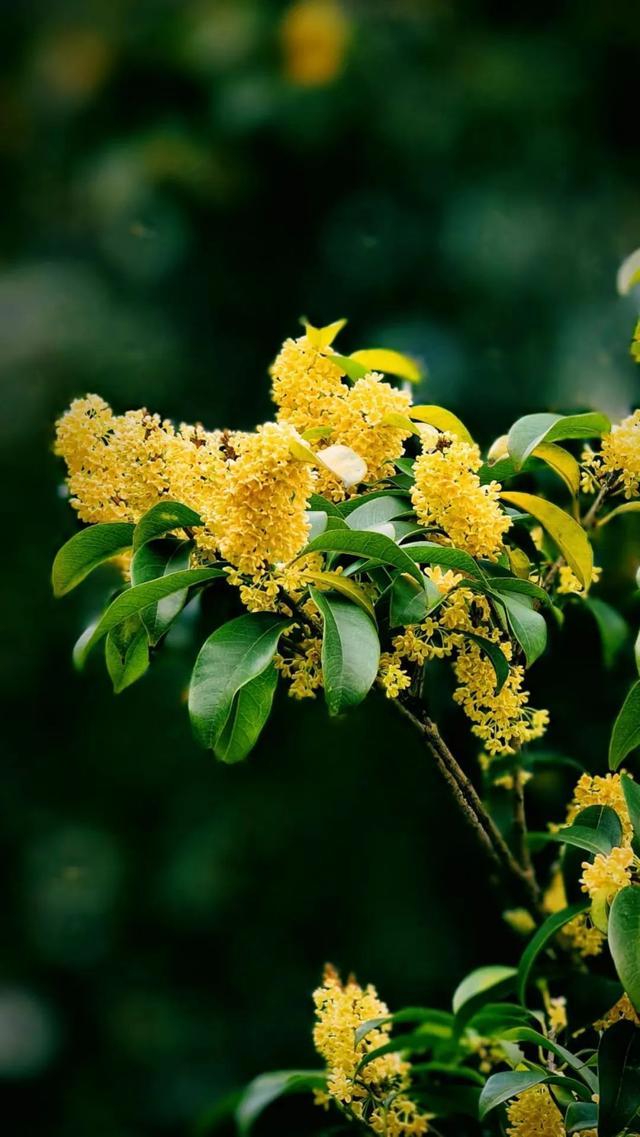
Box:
[309,571,376,620]
[598,502,640,528]
[381,411,420,434]
[409,405,474,445]
[302,317,347,350]
[350,347,423,383]
[501,491,593,589]
[532,442,581,496]
[301,425,334,441]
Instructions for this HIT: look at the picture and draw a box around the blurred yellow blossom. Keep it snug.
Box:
[281,0,350,86]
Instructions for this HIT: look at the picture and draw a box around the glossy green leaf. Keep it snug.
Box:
[598,1021,640,1137]
[496,592,547,667]
[559,805,624,904]
[345,495,409,532]
[584,597,629,669]
[621,775,640,857]
[609,681,640,770]
[517,902,589,1004]
[105,614,149,694]
[401,541,486,582]
[498,1028,598,1091]
[52,522,135,597]
[466,1002,539,1037]
[354,1008,453,1048]
[564,1102,598,1133]
[609,886,640,1013]
[309,571,376,619]
[78,568,224,662]
[303,529,425,588]
[214,665,279,764]
[537,806,623,858]
[235,1070,326,1136]
[452,966,516,1035]
[462,632,510,692]
[327,353,370,381]
[390,573,441,626]
[507,412,610,469]
[310,589,380,715]
[501,491,593,589]
[131,539,192,645]
[489,576,552,608]
[356,1029,440,1072]
[479,1070,552,1119]
[132,500,202,550]
[189,614,290,757]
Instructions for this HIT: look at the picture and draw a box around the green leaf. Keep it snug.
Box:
[598,501,640,528]
[507,412,610,469]
[303,529,426,588]
[598,1021,640,1137]
[189,614,290,757]
[584,597,629,669]
[390,573,441,627]
[345,495,410,532]
[354,1008,454,1048]
[609,886,640,1013]
[501,491,593,590]
[622,775,640,857]
[308,571,376,620]
[78,568,224,662]
[536,806,623,857]
[104,614,150,694]
[496,592,547,667]
[462,632,510,692]
[479,1070,552,1119]
[559,805,624,904]
[565,1102,599,1133]
[489,577,553,608]
[235,1070,326,1136]
[401,541,486,582]
[310,589,380,715]
[131,539,192,645]
[609,681,640,771]
[497,1028,598,1092]
[214,665,279,764]
[452,966,516,1034]
[517,902,590,1004]
[328,353,370,381]
[356,1029,441,1072]
[52,522,135,597]
[466,1002,539,1037]
[132,500,202,550]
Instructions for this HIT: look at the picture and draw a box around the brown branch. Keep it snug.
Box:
[393,696,544,918]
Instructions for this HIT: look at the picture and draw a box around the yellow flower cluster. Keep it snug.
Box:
[595,993,640,1031]
[211,422,314,575]
[271,333,412,499]
[566,772,633,842]
[556,564,602,595]
[276,636,323,698]
[55,397,316,577]
[411,432,511,559]
[54,395,173,524]
[544,772,637,957]
[506,1086,593,1137]
[453,642,549,756]
[580,845,634,906]
[378,567,548,756]
[581,410,640,499]
[312,966,429,1137]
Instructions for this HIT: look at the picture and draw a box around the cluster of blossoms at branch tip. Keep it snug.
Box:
[379,567,549,755]
[312,966,430,1137]
[580,409,640,500]
[544,772,637,957]
[411,430,511,560]
[271,332,413,499]
[506,1085,595,1137]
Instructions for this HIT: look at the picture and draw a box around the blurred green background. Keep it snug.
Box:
[1,1,639,1133]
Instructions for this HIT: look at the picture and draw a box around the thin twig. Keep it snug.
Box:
[393,696,544,917]
[512,766,533,878]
